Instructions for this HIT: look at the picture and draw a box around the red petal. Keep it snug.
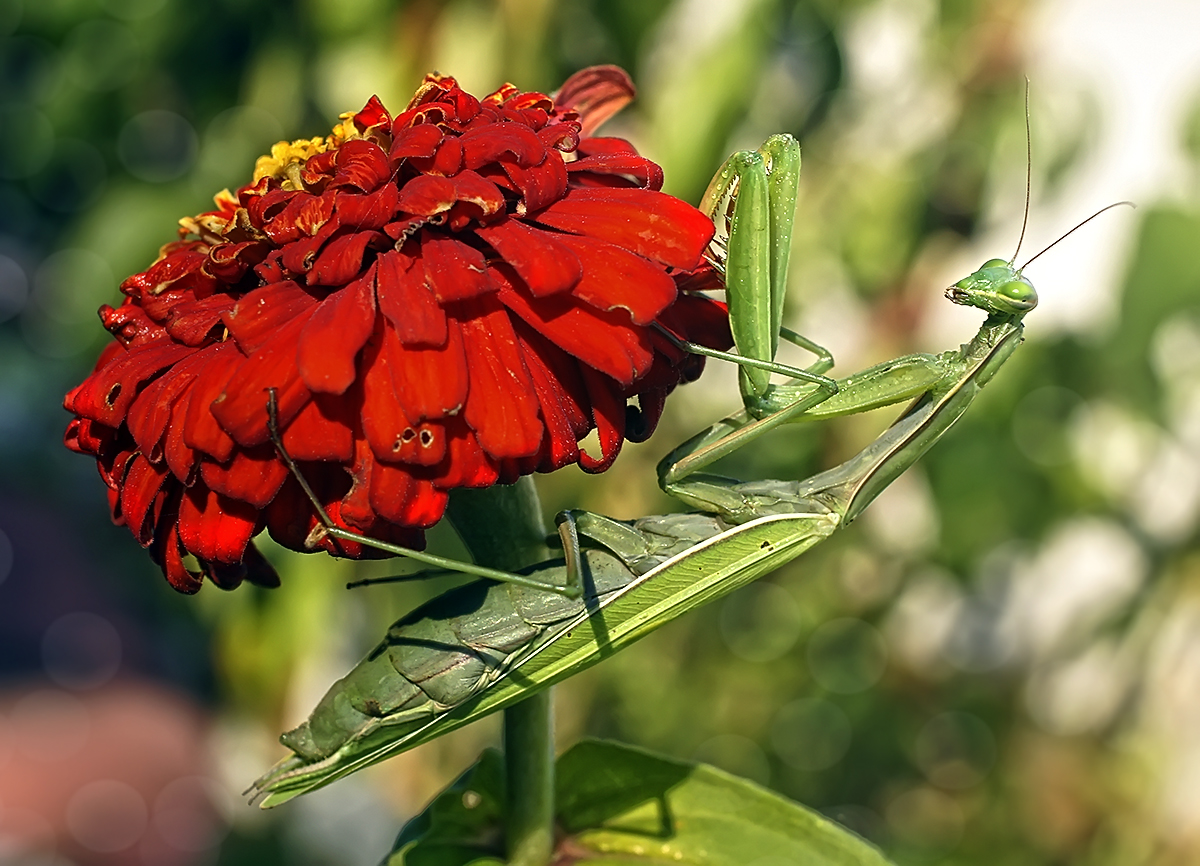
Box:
[159,526,202,594]
[396,174,456,216]
[369,463,447,527]
[557,234,676,325]
[390,123,443,161]
[475,219,582,298]
[335,183,399,230]
[567,153,663,190]
[389,319,469,421]
[456,298,543,460]
[69,340,192,427]
[451,170,506,216]
[516,329,586,471]
[333,139,392,191]
[224,281,317,354]
[210,313,311,447]
[352,94,391,134]
[164,293,236,346]
[360,322,419,462]
[493,265,653,385]
[298,262,378,394]
[553,65,635,136]
[460,123,546,169]
[308,230,380,286]
[177,485,258,562]
[376,250,447,346]
[119,455,167,544]
[503,156,568,213]
[163,393,198,481]
[533,187,714,269]
[199,445,289,508]
[262,192,334,244]
[125,353,202,462]
[578,365,626,473]
[181,341,242,462]
[421,234,494,302]
[281,394,355,462]
[433,421,499,489]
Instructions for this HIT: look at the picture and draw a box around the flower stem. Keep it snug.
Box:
[447,480,555,866]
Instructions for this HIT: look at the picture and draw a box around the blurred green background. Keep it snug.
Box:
[3,0,1200,864]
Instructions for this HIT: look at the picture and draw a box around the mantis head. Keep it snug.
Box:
[946,258,1038,317]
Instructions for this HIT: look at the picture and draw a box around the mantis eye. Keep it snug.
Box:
[996,278,1038,312]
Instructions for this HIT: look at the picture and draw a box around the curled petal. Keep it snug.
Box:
[557,234,676,325]
[333,139,392,192]
[177,485,259,563]
[534,187,715,269]
[578,365,626,474]
[553,65,636,137]
[395,174,456,216]
[460,123,546,169]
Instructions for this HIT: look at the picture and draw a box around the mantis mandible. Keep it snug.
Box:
[251,133,1047,807]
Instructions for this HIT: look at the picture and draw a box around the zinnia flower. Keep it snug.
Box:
[64,66,732,594]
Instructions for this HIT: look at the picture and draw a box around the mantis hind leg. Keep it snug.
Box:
[264,390,583,598]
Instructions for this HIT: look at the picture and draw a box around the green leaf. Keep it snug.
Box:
[384,748,506,866]
[387,740,893,865]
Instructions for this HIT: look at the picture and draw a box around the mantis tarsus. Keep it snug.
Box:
[250,133,1045,807]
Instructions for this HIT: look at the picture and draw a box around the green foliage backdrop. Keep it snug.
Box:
[3,1,1199,864]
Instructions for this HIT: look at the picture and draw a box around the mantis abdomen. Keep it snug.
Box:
[282,514,734,761]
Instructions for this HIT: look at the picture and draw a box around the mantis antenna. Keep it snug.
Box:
[1018,201,1136,272]
[1009,79,1034,266]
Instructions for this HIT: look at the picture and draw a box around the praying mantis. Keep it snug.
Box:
[250,133,1047,807]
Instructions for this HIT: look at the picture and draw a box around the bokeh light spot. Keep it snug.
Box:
[0,255,28,324]
[61,20,140,92]
[691,734,771,785]
[885,786,964,857]
[66,780,147,853]
[806,618,888,693]
[0,103,53,179]
[0,807,57,862]
[913,711,996,789]
[152,776,231,852]
[1012,386,1084,467]
[33,248,114,326]
[11,689,90,761]
[770,697,852,771]
[27,138,106,213]
[41,611,122,690]
[0,35,62,104]
[718,582,804,662]
[118,110,198,183]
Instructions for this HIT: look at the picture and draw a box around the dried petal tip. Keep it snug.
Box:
[64,66,732,593]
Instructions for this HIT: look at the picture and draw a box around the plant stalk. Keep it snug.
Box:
[447,480,555,866]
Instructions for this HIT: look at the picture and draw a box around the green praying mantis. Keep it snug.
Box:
[250,132,1100,808]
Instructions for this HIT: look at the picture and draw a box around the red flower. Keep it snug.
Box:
[64,66,732,594]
